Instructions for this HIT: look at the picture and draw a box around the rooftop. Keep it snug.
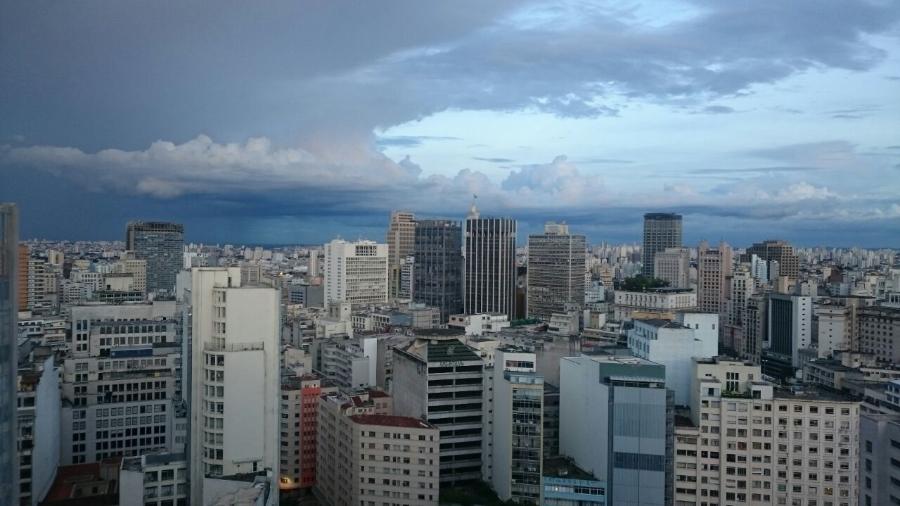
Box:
[542,456,599,481]
[635,318,689,329]
[349,414,437,430]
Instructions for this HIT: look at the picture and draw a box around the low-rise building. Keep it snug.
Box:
[613,287,697,321]
[118,452,188,506]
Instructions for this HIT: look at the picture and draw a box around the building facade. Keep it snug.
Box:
[674,357,859,506]
[654,247,691,289]
[324,239,389,306]
[125,221,184,294]
[742,240,799,280]
[0,203,16,505]
[413,219,463,322]
[642,213,682,279]
[463,204,517,320]
[392,333,485,483]
[189,267,281,504]
[697,241,733,325]
[386,211,416,301]
[279,374,323,491]
[613,288,697,321]
[526,223,586,322]
[560,353,670,506]
[860,413,900,506]
[857,306,900,364]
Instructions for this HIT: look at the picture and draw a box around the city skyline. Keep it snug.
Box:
[2,1,899,246]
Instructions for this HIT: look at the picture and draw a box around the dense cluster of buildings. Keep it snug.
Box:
[0,202,899,506]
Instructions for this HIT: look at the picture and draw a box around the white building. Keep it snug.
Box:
[560,353,669,505]
[324,239,389,305]
[190,268,281,505]
[484,348,543,503]
[628,315,718,406]
[448,313,511,336]
[119,452,188,506]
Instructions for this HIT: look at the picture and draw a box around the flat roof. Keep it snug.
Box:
[635,318,689,329]
[542,456,599,481]
[349,414,436,430]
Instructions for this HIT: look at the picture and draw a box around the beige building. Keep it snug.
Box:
[697,241,733,327]
[113,257,148,294]
[613,287,696,321]
[674,357,860,506]
[386,211,416,301]
[655,247,691,289]
[324,239,389,305]
[317,392,439,506]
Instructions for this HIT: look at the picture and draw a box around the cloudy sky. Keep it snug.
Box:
[2,0,899,247]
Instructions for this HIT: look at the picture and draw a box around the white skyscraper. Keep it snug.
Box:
[190,268,280,504]
[324,239,389,305]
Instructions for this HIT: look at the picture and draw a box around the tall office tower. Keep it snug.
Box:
[26,256,57,315]
[463,203,517,319]
[0,203,17,505]
[392,332,485,483]
[413,220,463,322]
[697,241,733,326]
[17,244,28,312]
[860,413,900,506]
[764,293,811,376]
[560,353,671,505]
[61,301,184,465]
[654,247,691,289]
[324,239,389,305]
[642,212,682,278]
[526,222,586,321]
[674,357,859,506]
[727,266,754,328]
[126,221,184,293]
[744,293,768,363]
[190,268,280,504]
[386,211,416,301]
[743,240,799,280]
[485,348,544,503]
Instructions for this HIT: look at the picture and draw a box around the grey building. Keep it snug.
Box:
[463,204,516,320]
[526,223,586,321]
[742,239,800,280]
[126,221,184,293]
[642,213,682,279]
[392,331,484,484]
[860,413,900,506]
[560,353,671,506]
[0,203,17,505]
[413,219,463,322]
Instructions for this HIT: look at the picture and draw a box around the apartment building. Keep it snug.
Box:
[674,357,859,506]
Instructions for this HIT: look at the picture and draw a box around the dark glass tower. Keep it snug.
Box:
[0,203,18,505]
[413,220,463,322]
[642,213,682,278]
[126,221,184,293]
[463,204,516,319]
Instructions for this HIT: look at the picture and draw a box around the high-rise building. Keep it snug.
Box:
[744,293,769,363]
[642,213,682,279]
[560,353,671,506]
[190,267,280,504]
[697,241,733,327]
[61,301,184,465]
[526,222,586,321]
[0,203,17,505]
[126,221,184,293]
[413,219,463,322]
[386,211,416,301]
[324,239,389,305]
[279,374,328,491]
[112,257,147,295]
[16,244,28,312]
[316,391,440,506]
[765,293,812,375]
[484,348,544,503]
[860,413,900,506]
[675,357,859,506]
[392,331,485,483]
[17,354,60,506]
[654,247,691,289]
[463,203,516,319]
[743,240,799,280]
[857,306,900,364]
